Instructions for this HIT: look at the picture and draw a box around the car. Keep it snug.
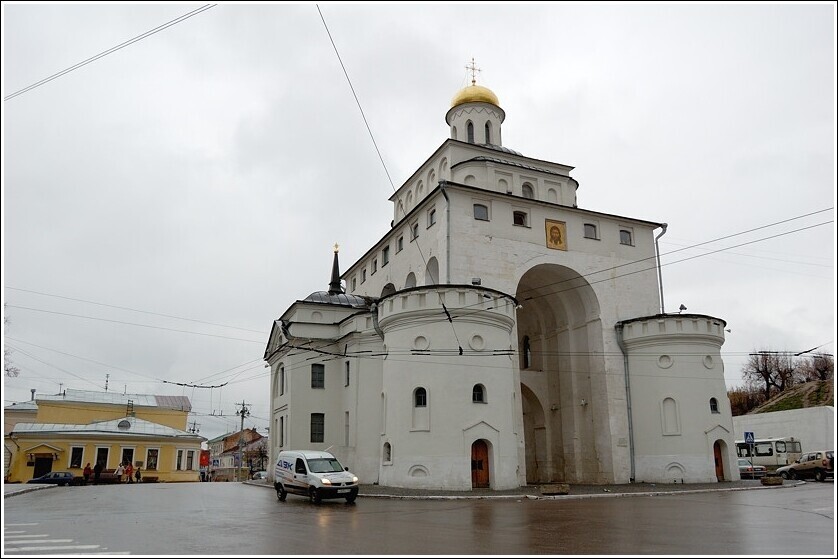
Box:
[252,471,268,480]
[274,450,359,504]
[738,458,767,479]
[27,471,79,486]
[775,450,834,481]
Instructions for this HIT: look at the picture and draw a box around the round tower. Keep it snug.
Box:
[376,285,525,490]
[445,78,505,147]
[616,313,736,483]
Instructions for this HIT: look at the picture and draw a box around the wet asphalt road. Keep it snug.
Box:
[3,480,834,555]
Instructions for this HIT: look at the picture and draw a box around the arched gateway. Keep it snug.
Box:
[516,263,608,484]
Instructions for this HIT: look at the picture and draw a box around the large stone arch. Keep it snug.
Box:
[516,263,606,483]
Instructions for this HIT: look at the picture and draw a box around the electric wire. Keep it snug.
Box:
[316,4,463,353]
[4,4,217,101]
[4,286,268,334]
[3,304,265,344]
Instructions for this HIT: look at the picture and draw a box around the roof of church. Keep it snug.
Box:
[455,155,570,177]
[300,247,370,308]
[479,143,522,156]
[302,291,370,307]
[451,84,500,109]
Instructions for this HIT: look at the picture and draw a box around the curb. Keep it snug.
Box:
[3,484,56,499]
[244,479,806,500]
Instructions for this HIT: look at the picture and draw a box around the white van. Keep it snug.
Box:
[274,450,359,504]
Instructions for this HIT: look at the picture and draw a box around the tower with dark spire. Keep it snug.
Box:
[328,243,344,295]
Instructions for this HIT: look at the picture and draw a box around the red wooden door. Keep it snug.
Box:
[471,440,489,488]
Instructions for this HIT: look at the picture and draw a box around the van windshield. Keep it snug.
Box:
[307,458,344,473]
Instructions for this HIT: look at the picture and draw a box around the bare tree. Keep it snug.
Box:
[774,352,798,392]
[797,353,834,382]
[741,351,781,400]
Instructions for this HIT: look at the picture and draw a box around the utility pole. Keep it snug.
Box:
[188,420,200,434]
[236,401,250,482]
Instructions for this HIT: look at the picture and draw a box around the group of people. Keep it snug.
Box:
[82,461,142,484]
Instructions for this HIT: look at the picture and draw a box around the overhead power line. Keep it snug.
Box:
[4,4,217,101]
[316,4,463,353]
[4,304,265,344]
[5,286,268,334]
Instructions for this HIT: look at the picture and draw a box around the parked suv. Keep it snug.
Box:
[775,450,833,482]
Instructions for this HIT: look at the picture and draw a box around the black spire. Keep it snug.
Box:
[328,244,344,295]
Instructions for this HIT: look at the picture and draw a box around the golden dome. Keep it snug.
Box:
[451,84,500,109]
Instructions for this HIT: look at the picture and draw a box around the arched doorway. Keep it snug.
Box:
[713,440,725,481]
[521,384,549,483]
[516,264,604,484]
[471,440,489,488]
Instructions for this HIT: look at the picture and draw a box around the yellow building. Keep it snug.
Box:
[5,389,205,483]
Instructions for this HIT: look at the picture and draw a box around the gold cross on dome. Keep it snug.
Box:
[334,243,340,253]
[466,57,481,86]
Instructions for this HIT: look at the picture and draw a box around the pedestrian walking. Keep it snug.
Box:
[135,467,142,483]
[83,463,93,485]
[93,461,103,485]
[115,463,125,483]
[125,462,134,483]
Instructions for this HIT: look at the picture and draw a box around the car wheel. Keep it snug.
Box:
[277,484,287,501]
[780,471,790,480]
[789,470,797,480]
[345,493,357,504]
[309,487,321,504]
[814,469,825,482]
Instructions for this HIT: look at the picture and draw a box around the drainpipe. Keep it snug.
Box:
[440,181,451,283]
[615,322,635,483]
[655,223,668,314]
[369,302,385,341]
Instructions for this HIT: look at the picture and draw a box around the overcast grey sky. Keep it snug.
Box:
[2,2,835,440]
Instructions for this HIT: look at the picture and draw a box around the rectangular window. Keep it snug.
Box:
[361,269,367,283]
[186,450,195,470]
[620,229,633,246]
[70,446,84,469]
[345,361,350,387]
[397,236,404,252]
[372,259,378,274]
[145,448,160,470]
[311,413,325,443]
[584,223,598,239]
[280,367,285,396]
[428,208,436,228]
[279,416,285,448]
[176,449,184,470]
[513,211,527,227]
[311,364,325,389]
[345,411,350,447]
[382,246,390,266]
[351,277,357,291]
[121,448,135,467]
[411,223,419,240]
[473,204,489,221]
[96,447,109,469]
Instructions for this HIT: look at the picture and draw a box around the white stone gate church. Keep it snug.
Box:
[264,78,737,490]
